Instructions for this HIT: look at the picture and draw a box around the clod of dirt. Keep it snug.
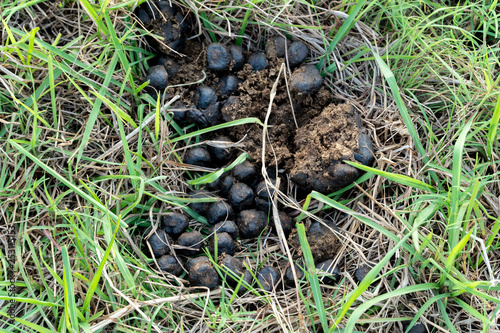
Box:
[146,65,168,90]
[184,147,212,167]
[257,266,280,292]
[206,201,234,225]
[265,36,287,58]
[157,255,183,276]
[288,221,341,262]
[189,256,219,289]
[228,182,255,211]
[216,75,240,97]
[402,322,428,333]
[219,174,236,196]
[316,259,341,285]
[248,52,269,71]
[290,103,361,194]
[354,132,375,166]
[186,102,220,128]
[145,227,171,258]
[176,230,203,256]
[290,64,322,94]
[287,41,309,67]
[233,160,257,185]
[194,86,218,109]
[354,264,375,283]
[237,209,268,239]
[209,232,236,256]
[206,43,230,71]
[275,211,294,238]
[188,190,211,215]
[211,220,239,239]
[229,45,245,70]
[207,136,233,165]
[162,213,189,237]
[157,56,180,77]
[284,263,305,286]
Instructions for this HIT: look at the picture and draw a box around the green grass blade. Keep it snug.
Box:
[446,229,473,273]
[486,91,500,159]
[81,217,120,312]
[345,161,436,192]
[449,118,474,248]
[343,283,439,332]
[62,246,79,332]
[296,223,329,332]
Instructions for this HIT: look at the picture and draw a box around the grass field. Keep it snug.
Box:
[1,0,499,332]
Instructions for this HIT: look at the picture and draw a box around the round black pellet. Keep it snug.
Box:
[184,147,212,167]
[209,232,236,256]
[287,40,309,67]
[207,201,234,225]
[206,43,230,71]
[316,259,341,285]
[157,255,183,276]
[194,86,218,109]
[145,228,171,258]
[207,136,233,165]
[257,266,280,292]
[189,257,219,289]
[177,231,203,256]
[146,65,168,90]
[248,52,268,71]
[162,213,189,237]
[237,209,268,239]
[216,75,240,97]
[229,45,244,70]
[228,182,255,211]
[211,220,239,239]
[291,64,323,94]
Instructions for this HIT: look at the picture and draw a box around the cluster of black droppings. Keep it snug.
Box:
[402,322,428,333]
[139,4,378,291]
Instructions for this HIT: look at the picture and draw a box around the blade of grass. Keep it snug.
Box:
[486,91,500,159]
[62,246,78,332]
[296,223,328,332]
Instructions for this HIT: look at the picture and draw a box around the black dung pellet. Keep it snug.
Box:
[287,40,309,67]
[221,96,240,122]
[265,36,287,58]
[207,136,233,165]
[257,266,280,292]
[187,256,210,271]
[186,102,220,128]
[216,75,240,97]
[207,201,234,225]
[354,264,374,283]
[404,323,428,333]
[219,254,245,286]
[255,197,271,212]
[184,147,212,167]
[285,263,304,286]
[189,256,219,289]
[229,45,245,70]
[220,174,236,197]
[237,209,268,239]
[316,259,341,285]
[157,255,183,276]
[256,179,277,199]
[171,101,187,122]
[137,8,151,25]
[157,56,180,77]
[177,231,203,256]
[188,191,211,215]
[162,213,189,237]
[157,0,176,17]
[145,228,171,258]
[206,43,230,71]
[146,65,168,90]
[175,12,190,34]
[209,232,236,256]
[248,52,268,71]
[194,86,218,109]
[228,182,255,211]
[276,211,294,237]
[233,160,257,185]
[291,64,323,94]
[354,132,375,166]
[211,220,239,239]
[327,163,359,188]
